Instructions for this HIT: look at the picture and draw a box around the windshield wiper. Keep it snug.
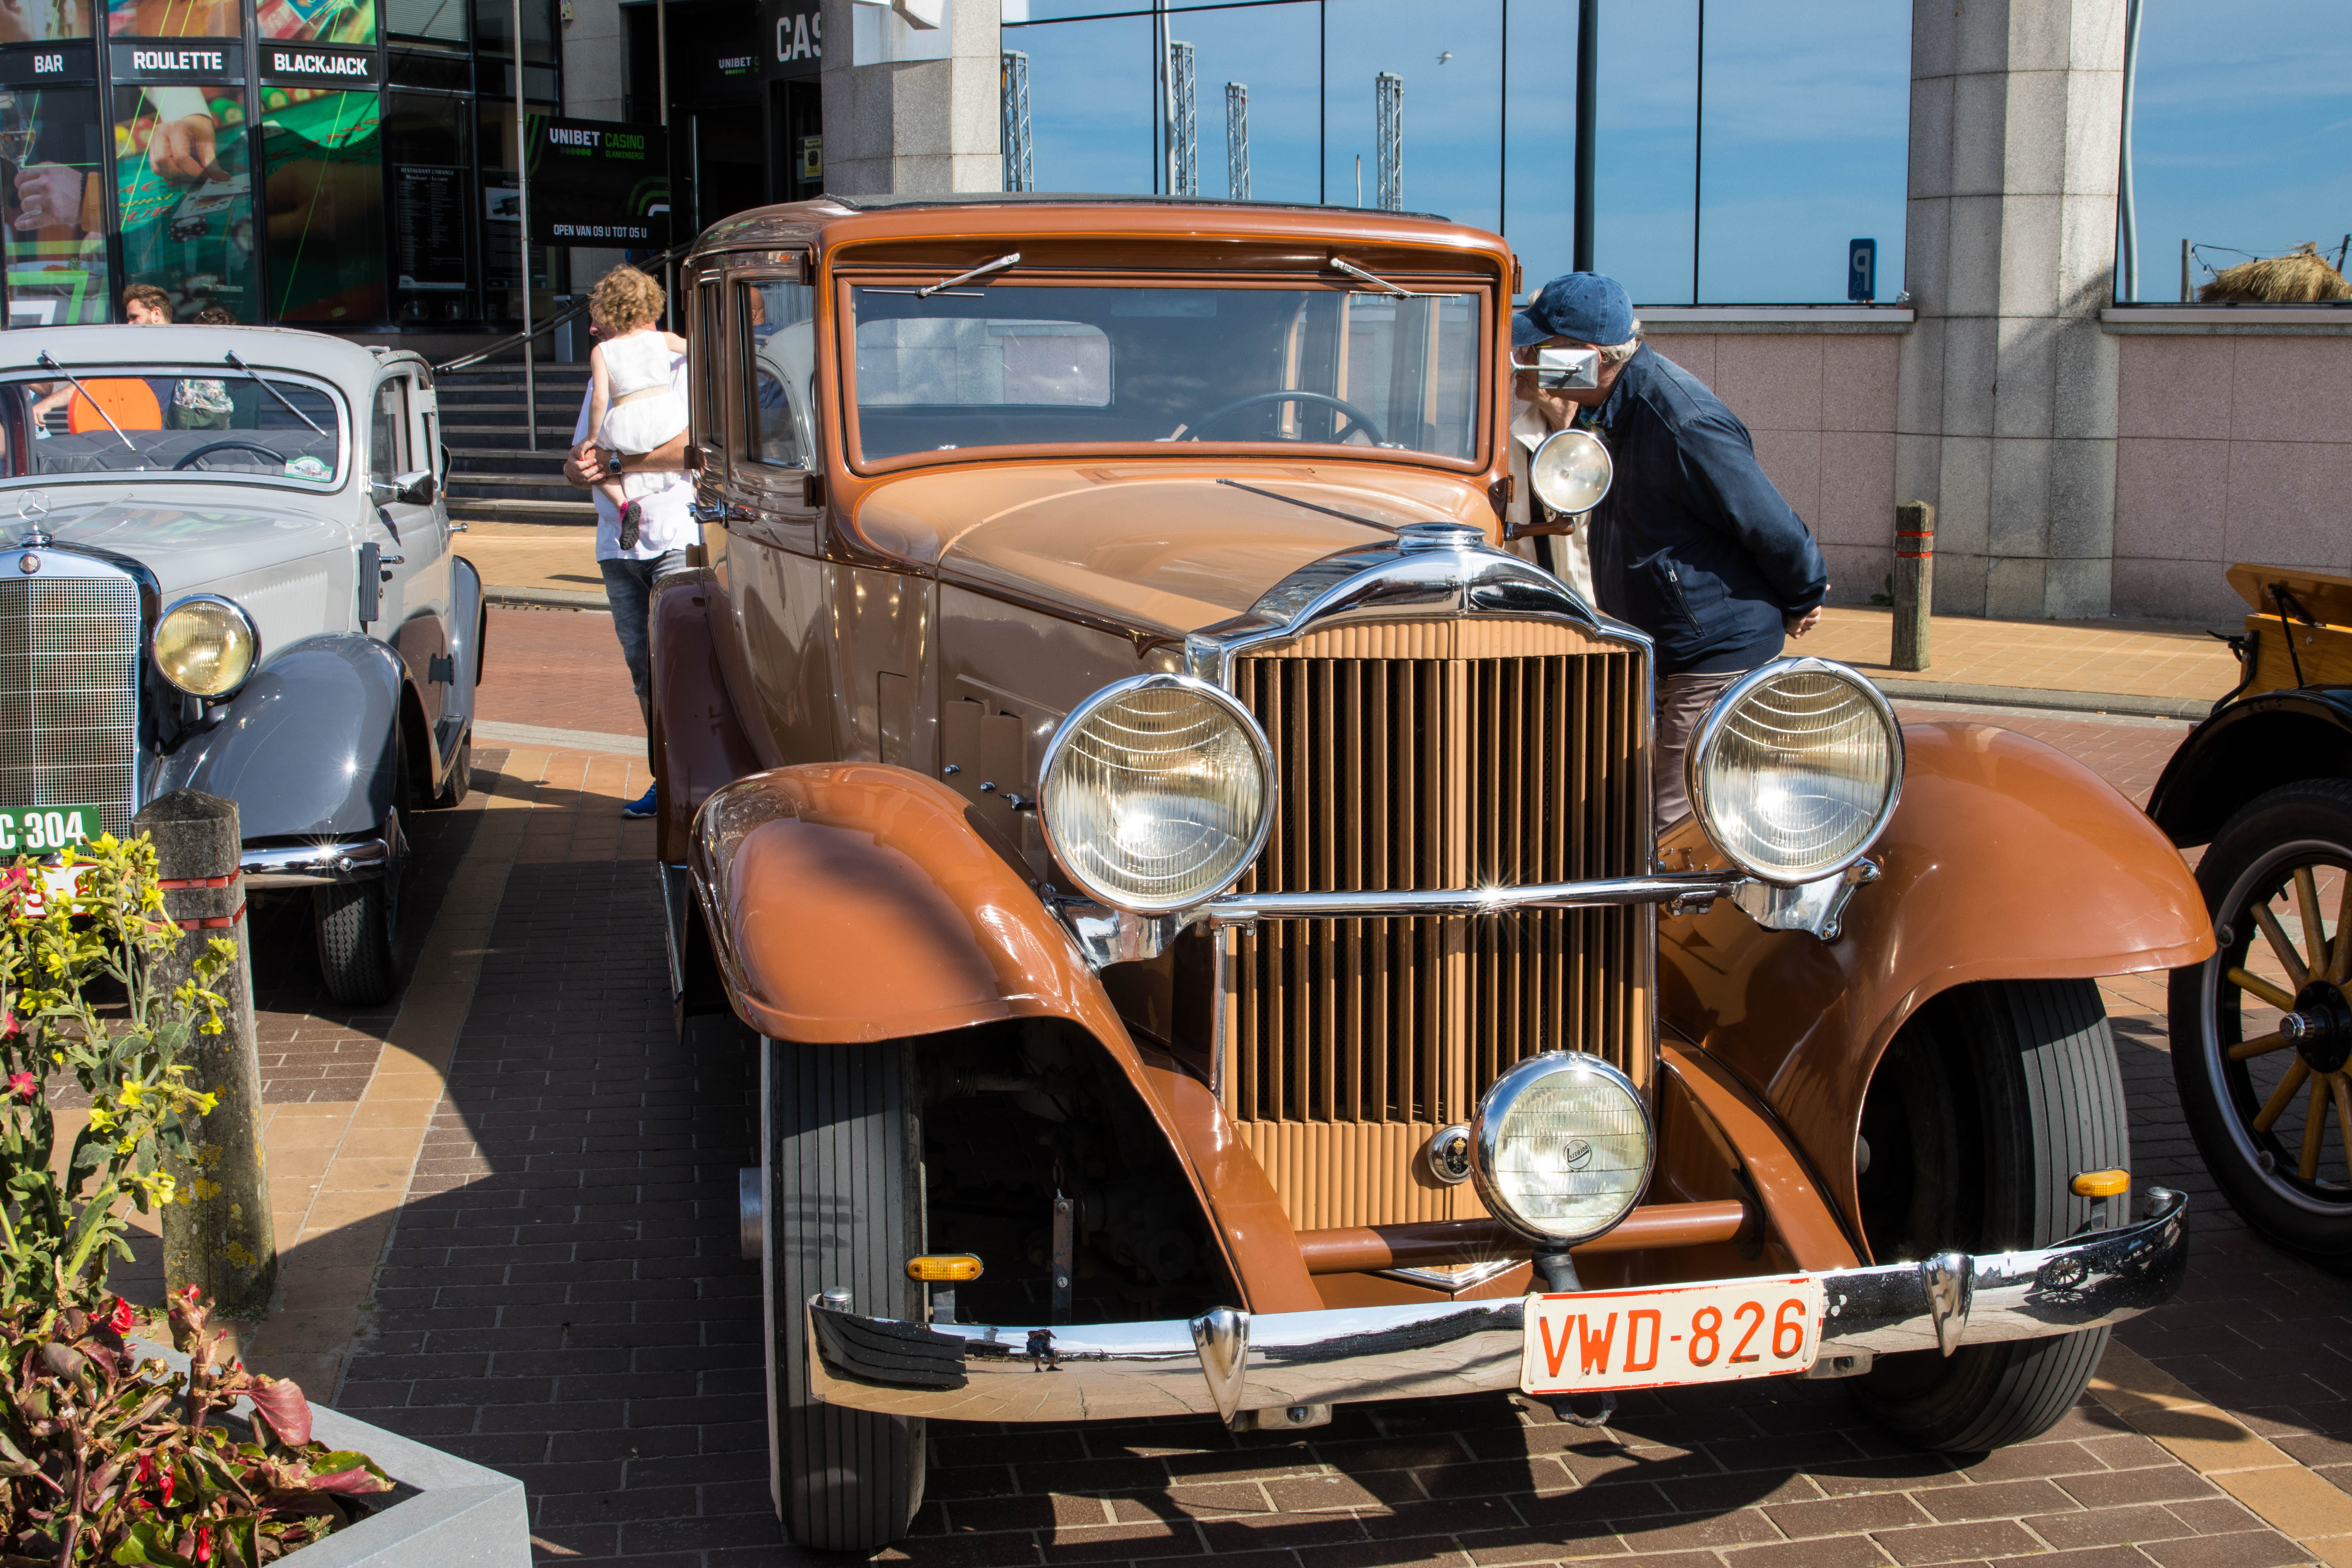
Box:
[1217,477,1397,534]
[35,352,136,454]
[1329,257,1414,298]
[226,351,326,437]
[918,252,1021,298]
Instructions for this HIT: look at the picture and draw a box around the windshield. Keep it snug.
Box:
[849,283,1485,464]
[0,368,344,485]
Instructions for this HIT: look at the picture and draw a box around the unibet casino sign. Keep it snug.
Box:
[525,115,672,246]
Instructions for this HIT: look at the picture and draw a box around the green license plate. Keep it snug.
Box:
[0,806,100,855]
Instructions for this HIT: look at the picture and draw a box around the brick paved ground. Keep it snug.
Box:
[479,604,646,738]
[1810,608,2240,704]
[286,667,2352,1568]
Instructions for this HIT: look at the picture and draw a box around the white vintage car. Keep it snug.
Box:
[0,325,482,1003]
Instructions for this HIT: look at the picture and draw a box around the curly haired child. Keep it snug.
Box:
[583,266,688,549]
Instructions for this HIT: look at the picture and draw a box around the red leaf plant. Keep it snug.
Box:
[0,1289,392,1565]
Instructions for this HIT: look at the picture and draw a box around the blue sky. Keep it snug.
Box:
[1005,0,2346,307]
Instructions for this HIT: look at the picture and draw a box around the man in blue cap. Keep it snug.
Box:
[1513,271,1829,833]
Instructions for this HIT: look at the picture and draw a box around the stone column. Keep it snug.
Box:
[1896,0,2126,619]
[820,0,1002,196]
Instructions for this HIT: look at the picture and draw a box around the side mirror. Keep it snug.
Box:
[373,469,437,506]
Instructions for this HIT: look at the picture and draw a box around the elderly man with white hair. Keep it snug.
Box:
[1511,271,1830,835]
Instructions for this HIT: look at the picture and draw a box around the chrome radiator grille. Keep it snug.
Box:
[0,574,143,838]
[1222,621,1650,1230]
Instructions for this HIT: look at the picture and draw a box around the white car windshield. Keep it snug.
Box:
[850,283,1485,464]
[0,368,343,484]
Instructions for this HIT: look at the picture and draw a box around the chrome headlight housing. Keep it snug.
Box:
[151,594,259,700]
[1688,657,1903,886]
[1528,427,1613,515]
[1038,673,1275,915]
[1470,1053,1653,1245]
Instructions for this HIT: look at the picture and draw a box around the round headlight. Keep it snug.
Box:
[1470,1053,1653,1245]
[1688,657,1904,886]
[151,594,258,700]
[1038,673,1274,915]
[1528,428,1613,515]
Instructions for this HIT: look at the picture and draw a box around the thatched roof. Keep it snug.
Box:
[2201,242,2352,302]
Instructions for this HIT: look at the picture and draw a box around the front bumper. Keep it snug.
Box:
[241,827,399,888]
[808,1188,2187,1424]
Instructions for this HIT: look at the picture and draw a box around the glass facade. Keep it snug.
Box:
[0,0,552,326]
[1005,0,1912,307]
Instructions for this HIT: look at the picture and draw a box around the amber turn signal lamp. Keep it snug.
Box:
[906,1255,984,1282]
[2071,1170,2130,1198]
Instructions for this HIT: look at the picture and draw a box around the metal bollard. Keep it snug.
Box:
[132,790,276,1320]
[1892,500,1935,673]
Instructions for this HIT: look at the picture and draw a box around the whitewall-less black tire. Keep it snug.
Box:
[1852,979,2128,1451]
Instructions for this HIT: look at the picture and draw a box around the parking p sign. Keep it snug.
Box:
[1849,238,1877,303]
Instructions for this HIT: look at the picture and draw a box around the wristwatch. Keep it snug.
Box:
[605,452,626,479]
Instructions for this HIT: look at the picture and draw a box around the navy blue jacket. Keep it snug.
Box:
[1580,346,1829,677]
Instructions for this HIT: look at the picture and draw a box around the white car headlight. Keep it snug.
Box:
[1470,1053,1652,1245]
[151,594,259,700]
[1038,673,1274,915]
[1689,657,1904,886]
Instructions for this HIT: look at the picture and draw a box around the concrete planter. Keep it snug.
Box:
[132,1342,531,1567]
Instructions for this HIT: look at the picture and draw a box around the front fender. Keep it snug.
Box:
[691,761,1323,1314]
[2147,688,2352,848]
[146,633,406,840]
[1660,720,2213,1244]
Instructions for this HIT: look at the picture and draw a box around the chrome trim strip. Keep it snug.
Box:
[1195,871,1743,927]
[240,833,392,887]
[806,1190,2187,1425]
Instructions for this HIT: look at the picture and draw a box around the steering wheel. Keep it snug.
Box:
[1184,390,1387,446]
[174,440,284,472]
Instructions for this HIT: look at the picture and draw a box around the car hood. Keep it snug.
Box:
[855,463,1499,636]
[34,489,353,652]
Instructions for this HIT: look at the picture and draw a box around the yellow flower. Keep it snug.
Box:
[87,1103,116,1132]
[116,1078,145,1108]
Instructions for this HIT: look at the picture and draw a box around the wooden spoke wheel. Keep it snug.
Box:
[2171,779,2352,1256]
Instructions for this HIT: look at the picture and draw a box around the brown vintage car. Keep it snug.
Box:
[648,194,2215,1552]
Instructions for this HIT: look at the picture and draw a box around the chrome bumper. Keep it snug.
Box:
[808,1188,2187,1424]
[241,832,395,888]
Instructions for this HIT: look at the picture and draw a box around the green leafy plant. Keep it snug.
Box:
[0,836,227,1316]
[0,1286,391,1565]
[0,836,394,1563]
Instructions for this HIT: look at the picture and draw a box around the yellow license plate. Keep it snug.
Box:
[1521,1275,1824,1395]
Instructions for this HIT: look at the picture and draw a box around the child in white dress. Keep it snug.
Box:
[583,266,689,549]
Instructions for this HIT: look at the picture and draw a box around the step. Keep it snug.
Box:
[449,497,597,521]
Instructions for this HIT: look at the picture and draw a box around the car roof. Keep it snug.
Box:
[0,324,397,386]
[692,195,1509,271]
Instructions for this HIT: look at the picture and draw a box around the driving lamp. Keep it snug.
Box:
[1038,673,1274,915]
[1689,657,1904,886]
[1528,428,1613,516]
[1470,1053,1653,1245]
[151,594,259,700]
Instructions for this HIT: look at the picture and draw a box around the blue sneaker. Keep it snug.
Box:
[622,784,657,818]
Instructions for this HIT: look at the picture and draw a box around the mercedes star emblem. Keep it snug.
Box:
[16,553,36,575]
[16,492,48,523]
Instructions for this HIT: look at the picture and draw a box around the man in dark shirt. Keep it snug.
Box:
[1514,272,1830,834]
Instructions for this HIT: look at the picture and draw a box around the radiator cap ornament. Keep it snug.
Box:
[14,490,50,548]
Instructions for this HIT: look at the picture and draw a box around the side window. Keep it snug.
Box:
[739,277,818,469]
[372,379,407,483]
[694,276,726,454]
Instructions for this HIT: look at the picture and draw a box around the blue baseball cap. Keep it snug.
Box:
[1513,272,1635,348]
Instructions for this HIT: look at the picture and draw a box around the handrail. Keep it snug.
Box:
[432,238,700,376]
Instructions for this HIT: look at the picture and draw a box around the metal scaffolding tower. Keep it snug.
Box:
[1226,82,1250,200]
[1002,50,1033,192]
[1168,40,1198,197]
[1375,71,1402,211]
